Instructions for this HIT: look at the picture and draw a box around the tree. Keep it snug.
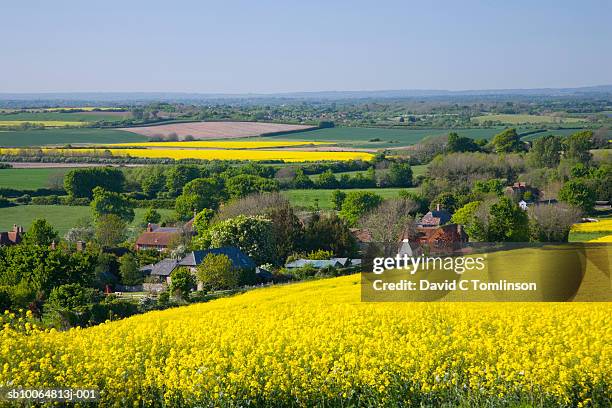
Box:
[225,174,278,199]
[119,253,142,286]
[169,268,196,300]
[292,169,314,189]
[314,170,339,189]
[331,190,346,210]
[359,198,417,243]
[558,179,596,212]
[175,177,225,220]
[165,165,202,197]
[451,201,483,240]
[90,187,134,222]
[140,167,166,198]
[385,162,413,187]
[431,192,458,212]
[564,130,592,164]
[527,135,562,168]
[304,213,357,256]
[95,214,127,247]
[192,208,215,235]
[143,208,162,225]
[529,203,581,242]
[339,191,383,226]
[447,132,480,153]
[487,197,530,242]
[490,128,522,153]
[24,218,58,246]
[198,215,274,265]
[64,167,125,198]
[196,253,238,290]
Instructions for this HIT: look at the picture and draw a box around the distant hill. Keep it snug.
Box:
[1,85,611,107]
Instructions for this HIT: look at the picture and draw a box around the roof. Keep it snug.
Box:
[285,259,342,269]
[419,209,451,227]
[180,247,255,270]
[135,231,178,247]
[350,227,373,243]
[140,259,181,277]
[0,231,22,246]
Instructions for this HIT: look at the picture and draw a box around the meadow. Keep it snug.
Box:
[0,168,69,189]
[0,111,130,122]
[0,205,174,235]
[283,187,415,209]
[260,127,517,148]
[0,120,87,128]
[471,114,586,125]
[0,128,147,147]
[1,274,609,407]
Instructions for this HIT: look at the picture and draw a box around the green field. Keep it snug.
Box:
[283,187,417,209]
[0,168,71,189]
[308,164,429,180]
[0,205,174,235]
[260,127,508,148]
[471,114,586,125]
[0,111,130,122]
[0,128,147,147]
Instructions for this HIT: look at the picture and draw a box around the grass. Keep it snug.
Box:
[0,205,174,235]
[308,164,429,180]
[568,231,611,242]
[283,187,417,209]
[0,111,130,122]
[0,128,147,147]
[0,121,88,127]
[255,127,509,148]
[0,168,71,189]
[471,114,586,125]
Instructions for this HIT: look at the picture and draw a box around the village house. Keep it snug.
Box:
[285,257,360,270]
[140,246,257,290]
[135,218,195,252]
[415,204,467,247]
[505,182,539,201]
[0,224,24,247]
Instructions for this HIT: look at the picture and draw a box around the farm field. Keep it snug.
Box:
[2,274,609,406]
[0,147,374,162]
[471,114,586,125]
[0,205,174,235]
[283,187,415,209]
[308,164,429,181]
[109,140,332,149]
[0,168,70,189]
[120,121,316,139]
[0,111,130,122]
[0,120,87,128]
[0,128,147,147]
[261,127,510,148]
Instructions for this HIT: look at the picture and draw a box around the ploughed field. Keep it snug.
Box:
[120,121,317,139]
[2,274,609,407]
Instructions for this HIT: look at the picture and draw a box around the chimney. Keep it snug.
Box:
[50,240,56,250]
[76,240,86,252]
[147,223,153,232]
[436,203,441,211]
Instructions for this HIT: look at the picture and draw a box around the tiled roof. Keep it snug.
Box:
[135,232,177,247]
[180,247,255,270]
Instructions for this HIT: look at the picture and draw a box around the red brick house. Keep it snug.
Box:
[0,224,24,246]
[135,219,195,252]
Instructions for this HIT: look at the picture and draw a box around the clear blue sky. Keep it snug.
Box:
[1,0,611,93]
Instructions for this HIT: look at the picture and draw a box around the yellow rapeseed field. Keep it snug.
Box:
[1,275,610,407]
[0,147,373,162]
[110,141,333,149]
[571,219,612,233]
[0,120,87,127]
